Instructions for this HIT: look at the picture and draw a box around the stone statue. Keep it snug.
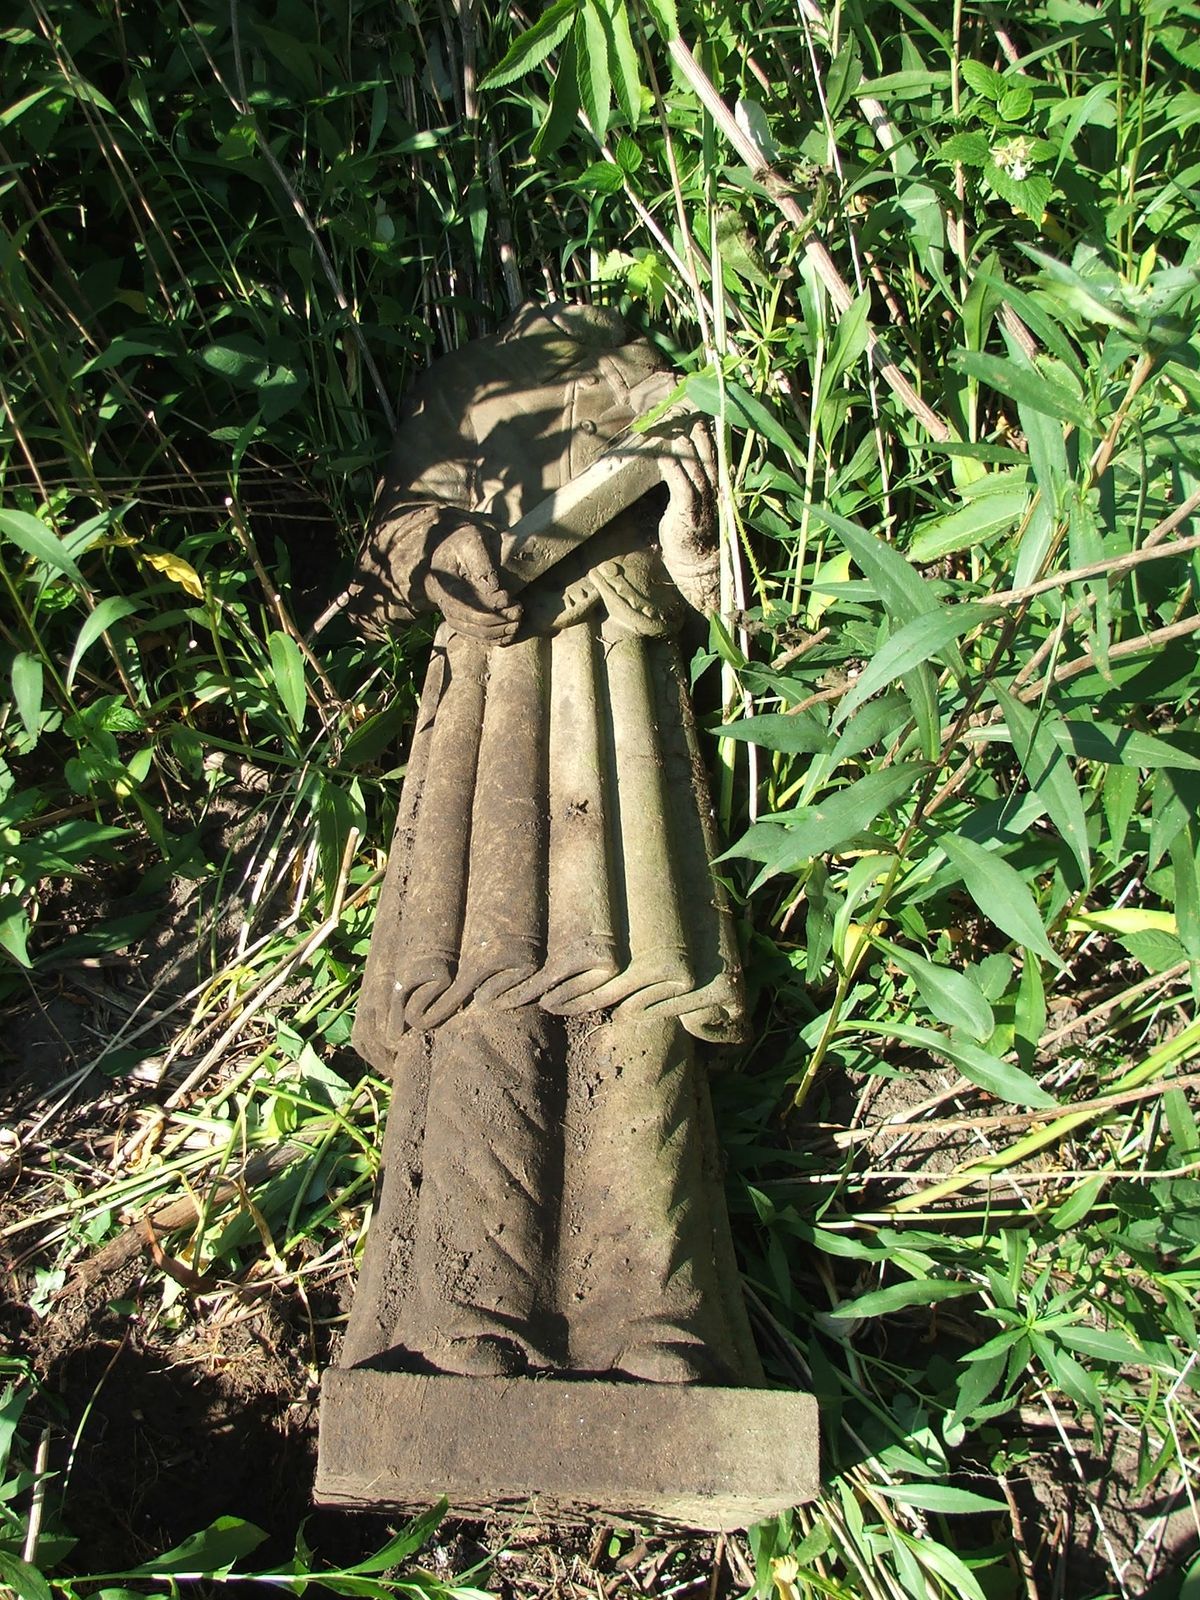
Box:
[316,303,816,1527]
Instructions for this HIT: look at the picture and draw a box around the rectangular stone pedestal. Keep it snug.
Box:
[315,1369,819,1530]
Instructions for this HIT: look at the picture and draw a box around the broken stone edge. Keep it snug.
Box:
[315,1370,819,1531]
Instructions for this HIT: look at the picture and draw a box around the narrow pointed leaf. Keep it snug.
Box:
[951,350,1093,429]
[995,685,1090,882]
[833,603,1000,728]
[1053,719,1200,772]
[720,765,921,878]
[268,630,307,733]
[876,936,995,1040]
[805,504,939,622]
[480,0,578,89]
[347,1499,448,1573]
[131,1516,268,1575]
[828,1278,977,1318]
[11,652,43,739]
[0,508,86,584]
[716,710,830,753]
[846,1017,1055,1106]
[938,832,1059,964]
[875,1483,1006,1514]
[531,35,580,158]
[67,596,141,690]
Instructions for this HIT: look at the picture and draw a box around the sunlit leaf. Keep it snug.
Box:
[832,603,1000,727]
[938,831,1060,964]
[0,508,86,584]
[479,0,578,90]
[142,549,204,598]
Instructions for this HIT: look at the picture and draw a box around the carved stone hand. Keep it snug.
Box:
[424,522,522,643]
[657,419,720,614]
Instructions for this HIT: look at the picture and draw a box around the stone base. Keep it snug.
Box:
[314,1369,819,1530]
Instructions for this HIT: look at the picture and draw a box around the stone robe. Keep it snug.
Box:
[341,303,759,1385]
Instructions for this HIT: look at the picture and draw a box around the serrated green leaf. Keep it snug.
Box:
[1116,927,1188,974]
[480,0,578,89]
[600,0,642,126]
[642,0,678,39]
[574,3,611,141]
[532,34,580,158]
[832,603,1000,728]
[999,84,1033,121]
[268,631,306,733]
[938,832,1060,964]
[960,59,1006,101]
[940,131,990,166]
[0,508,86,584]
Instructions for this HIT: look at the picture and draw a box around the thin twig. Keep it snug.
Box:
[830,1067,1200,1148]
[21,1426,51,1566]
[666,34,952,441]
[988,531,1200,608]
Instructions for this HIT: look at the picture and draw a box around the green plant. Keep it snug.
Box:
[3,0,1199,1594]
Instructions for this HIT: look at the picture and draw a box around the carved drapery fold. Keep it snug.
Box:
[353,612,745,1059]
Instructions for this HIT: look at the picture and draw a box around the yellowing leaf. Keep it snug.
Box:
[1068,908,1177,936]
[143,549,204,598]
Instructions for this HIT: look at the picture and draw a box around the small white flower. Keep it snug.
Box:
[992,135,1036,182]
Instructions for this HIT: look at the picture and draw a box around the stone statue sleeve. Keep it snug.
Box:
[344,356,486,639]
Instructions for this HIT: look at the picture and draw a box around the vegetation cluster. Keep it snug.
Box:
[1,0,1199,1595]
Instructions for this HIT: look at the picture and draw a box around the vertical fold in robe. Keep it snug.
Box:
[352,644,443,1072]
[393,633,487,1031]
[650,637,747,1042]
[443,633,550,1010]
[513,621,621,1011]
[582,623,695,1016]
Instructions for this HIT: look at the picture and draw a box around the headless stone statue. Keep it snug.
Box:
[315,302,817,1527]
